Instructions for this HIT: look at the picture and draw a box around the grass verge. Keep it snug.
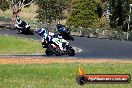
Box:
[0,35,44,54]
[0,62,131,88]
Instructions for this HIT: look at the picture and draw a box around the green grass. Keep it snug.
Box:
[0,62,132,88]
[0,35,44,54]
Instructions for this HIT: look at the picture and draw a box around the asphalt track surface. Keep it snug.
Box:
[1,29,132,59]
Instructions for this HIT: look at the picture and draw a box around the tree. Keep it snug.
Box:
[35,0,70,23]
[0,0,34,24]
[109,0,129,31]
[0,0,10,12]
[66,0,99,28]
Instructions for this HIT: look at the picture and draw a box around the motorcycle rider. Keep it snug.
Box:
[37,28,69,51]
[56,21,72,41]
[15,16,30,34]
[37,28,55,48]
[15,16,22,32]
[56,21,67,34]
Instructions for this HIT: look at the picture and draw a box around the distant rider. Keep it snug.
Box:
[56,21,67,33]
[15,16,30,33]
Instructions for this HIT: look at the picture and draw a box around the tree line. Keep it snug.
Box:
[0,0,132,31]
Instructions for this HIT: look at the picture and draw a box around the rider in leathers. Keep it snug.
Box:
[37,28,69,51]
[15,16,30,34]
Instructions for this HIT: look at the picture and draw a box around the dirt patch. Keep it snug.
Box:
[0,57,132,64]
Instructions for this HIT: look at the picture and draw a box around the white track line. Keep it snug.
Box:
[73,47,82,53]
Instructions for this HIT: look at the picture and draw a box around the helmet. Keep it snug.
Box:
[37,28,47,36]
[56,22,64,30]
[16,16,22,24]
[57,21,61,24]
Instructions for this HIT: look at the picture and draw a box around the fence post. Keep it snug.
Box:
[79,27,82,36]
[102,29,105,38]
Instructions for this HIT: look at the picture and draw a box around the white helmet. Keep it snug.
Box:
[16,16,22,24]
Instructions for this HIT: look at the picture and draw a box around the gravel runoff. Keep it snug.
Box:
[0,57,132,64]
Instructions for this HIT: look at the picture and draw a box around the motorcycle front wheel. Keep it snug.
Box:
[48,45,62,56]
[45,49,53,56]
[67,48,75,56]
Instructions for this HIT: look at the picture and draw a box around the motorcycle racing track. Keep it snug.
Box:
[1,29,132,59]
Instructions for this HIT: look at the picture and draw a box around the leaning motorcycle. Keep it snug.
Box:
[43,38,75,56]
[15,21,34,35]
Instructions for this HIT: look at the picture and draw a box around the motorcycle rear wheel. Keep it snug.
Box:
[45,49,53,56]
[48,45,62,56]
[67,48,75,56]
